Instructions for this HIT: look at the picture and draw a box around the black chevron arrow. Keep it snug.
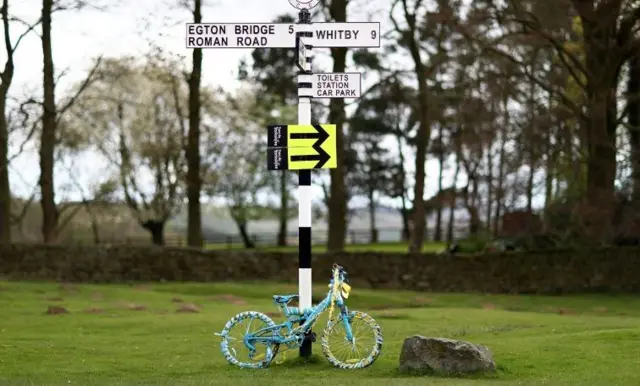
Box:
[290,125,331,168]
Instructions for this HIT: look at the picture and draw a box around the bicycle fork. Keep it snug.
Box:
[341,312,355,347]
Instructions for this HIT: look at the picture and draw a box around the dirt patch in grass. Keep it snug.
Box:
[133,285,150,291]
[210,294,247,305]
[176,303,200,313]
[91,292,103,301]
[84,307,104,314]
[58,283,78,293]
[482,303,497,310]
[368,301,425,311]
[557,308,576,315]
[44,296,64,301]
[171,297,184,303]
[593,307,608,313]
[126,303,147,311]
[45,305,69,315]
[413,296,433,305]
[375,311,410,320]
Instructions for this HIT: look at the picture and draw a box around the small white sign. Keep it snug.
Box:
[312,72,361,98]
[186,23,295,48]
[296,37,307,71]
[312,22,380,48]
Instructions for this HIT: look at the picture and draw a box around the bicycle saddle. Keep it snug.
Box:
[273,294,298,304]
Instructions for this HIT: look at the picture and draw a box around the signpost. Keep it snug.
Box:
[186,0,377,359]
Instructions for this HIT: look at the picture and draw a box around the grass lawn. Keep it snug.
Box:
[2,280,640,385]
[204,241,447,253]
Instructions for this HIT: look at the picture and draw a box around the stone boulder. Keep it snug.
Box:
[399,336,495,375]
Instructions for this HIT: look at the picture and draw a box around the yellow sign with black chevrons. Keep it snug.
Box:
[266,124,337,170]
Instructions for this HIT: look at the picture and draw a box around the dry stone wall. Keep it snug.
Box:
[1,244,640,294]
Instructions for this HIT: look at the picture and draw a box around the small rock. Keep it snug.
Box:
[177,303,200,313]
[399,336,495,375]
[45,306,69,315]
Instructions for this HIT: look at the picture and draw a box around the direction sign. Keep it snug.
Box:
[266,124,337,170]
[311,72,361,98]
[186,22,380,49]
[311,22,380,48]
[296,34,307,72]
[186,23,295,48]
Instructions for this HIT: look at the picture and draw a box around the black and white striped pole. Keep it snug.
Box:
[295,6,315,359]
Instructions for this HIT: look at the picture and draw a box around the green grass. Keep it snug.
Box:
[204,241,447,253]
[2,280,640,385]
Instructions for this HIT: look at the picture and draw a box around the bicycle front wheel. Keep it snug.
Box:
[219,311,278,369]
[321,310,383,369]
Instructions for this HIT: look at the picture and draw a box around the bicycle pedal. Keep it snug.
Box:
[304,332,317,342]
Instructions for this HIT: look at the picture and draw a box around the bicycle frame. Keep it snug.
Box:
[245,282,355,350]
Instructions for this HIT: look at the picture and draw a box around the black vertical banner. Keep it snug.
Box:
[267,147,288,170]
[267,125,288,148]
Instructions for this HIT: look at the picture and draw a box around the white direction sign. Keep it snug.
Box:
[296,35,307,71]
[312,22,380,48]
[186,23,295,48]
[186,22,381,49]
[312,73,361,98]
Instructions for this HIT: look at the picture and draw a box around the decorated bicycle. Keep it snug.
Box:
[216,264,383,369]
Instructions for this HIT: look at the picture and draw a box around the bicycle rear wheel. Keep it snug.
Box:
[321,310,383,369]
[219,311,278,369]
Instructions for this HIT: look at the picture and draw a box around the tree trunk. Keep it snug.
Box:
[408,60,431,252]
[526,161,534,212]
[236,221,255,249]
[485,143,493,229]
[468,177,480,235]
[0,101,10,244]
[326,8,348,252]
[0,0,12,244]
[446,157,460,244]
[396,133,410,241]
[434,127,444,241]
[39,0,58,244]
[277,170,288,246]
[142,220,165,246]
[628,53,640,205]
[368,187,377,243]
[494,127,506,236]
[186,0,203,247]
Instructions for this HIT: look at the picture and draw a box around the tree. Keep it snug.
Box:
[64,57,192,245]
[349,99,395,243]
[475,0,640,241]
[238,13,297,247]
[390,0,460,252]
[0,0,38,243]
[186,0,203,247]
[38,0,102,243]
[208,88,273,248]
[321,0,349,252]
